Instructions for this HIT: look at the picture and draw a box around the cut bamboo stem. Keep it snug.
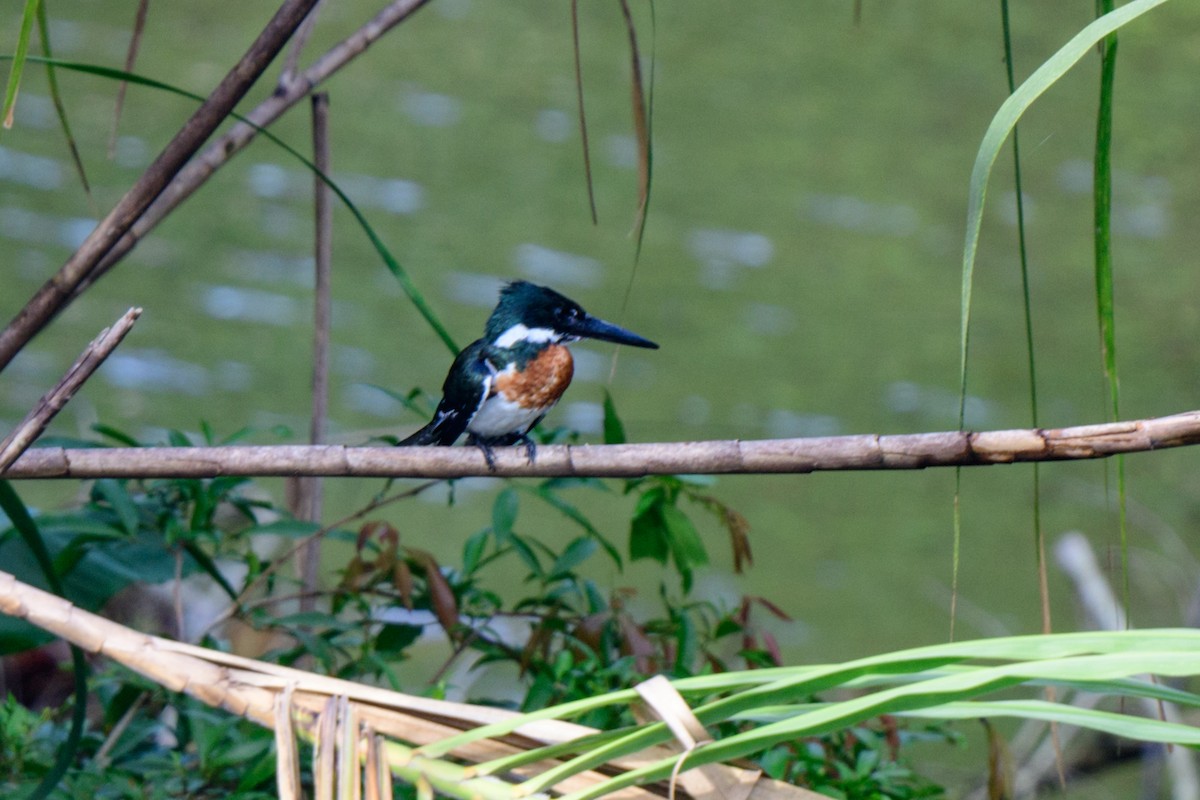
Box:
[3,408,1199,480]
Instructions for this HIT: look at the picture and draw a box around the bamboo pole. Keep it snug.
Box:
[3,408,1199,480]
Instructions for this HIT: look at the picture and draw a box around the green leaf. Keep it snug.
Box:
[629,501,668,564]
[549,537,599,579]
[90,423,142,446]
[662,503,708,569]
[509,534,544,578]
[492,488,519,540]
[243,519,322,539]
[462,529,489,574]
[375,623,422,655]
[674,610,698,676]
[92,479,140,535]
[167,429,192,447]
[236,745,279,791]
[602,390,627,445]
[531,483,621,568]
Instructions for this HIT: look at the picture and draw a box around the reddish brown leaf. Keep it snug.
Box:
[617,612,657,674]
[392,560,413,610]
[411,549,458,639]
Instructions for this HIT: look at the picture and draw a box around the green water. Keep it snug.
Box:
[2,2,1199,789]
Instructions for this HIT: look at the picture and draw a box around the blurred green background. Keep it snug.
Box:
[2,0,1198,683]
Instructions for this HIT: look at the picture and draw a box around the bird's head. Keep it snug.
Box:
[485,281,659,350]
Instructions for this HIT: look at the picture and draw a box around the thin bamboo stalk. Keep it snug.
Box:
[3,409,1199,480]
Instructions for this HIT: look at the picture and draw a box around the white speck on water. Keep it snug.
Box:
[765,409,841,439]
[742,303,794,337]
[403,91,463,128]
[248,162,424,215]
[1,94,55,129]
[802,193,918,237]
[0,206,93,249]
[102,350,211,395]
[113,136,150,169]
[1119,202,1168,238]
[200,284,300,326]
[445,272,506,308]
[884,380,994,428]
[46,19,84,53]
[261,204,305,239]
[562,401,603,435]
[605,134,639,169]
[343,383,404,418]
[679,395,711,426]
[1056,159,1092,195]
[230,250,315,286]
[687,228,774,289]
[435,0,471,19]
[377,179,424,214]
[0,146,63,190]
[340,174,424,215]
[567,348,607,382]
[58,217,97,248]
[214,361,253,392]
[332,345,378,378]
[997,191,1036,226]
[535,109,571,143]
[513,243,601,288]
[248,163,291,198]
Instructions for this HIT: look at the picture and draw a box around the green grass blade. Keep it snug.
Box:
[998,0,1050,634]
[1,0,41,130]
[902,699,1200,747]
[34,1,92,197]
[1093,0,1131,625]
[957,0,1169,427]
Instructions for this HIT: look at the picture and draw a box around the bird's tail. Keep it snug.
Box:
[396,406,466,447]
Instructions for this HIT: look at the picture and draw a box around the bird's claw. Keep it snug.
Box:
[468,434,536,472]
[468,435,499,472]
[518,435,537,464]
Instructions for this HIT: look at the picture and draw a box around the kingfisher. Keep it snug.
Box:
[399,280,658,467]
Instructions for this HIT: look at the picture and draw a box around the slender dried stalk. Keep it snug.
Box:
[4,409,1200,480]
[0,308,141,471]
[294,90,333,612]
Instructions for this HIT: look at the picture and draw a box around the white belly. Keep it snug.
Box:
[466,393,549,438]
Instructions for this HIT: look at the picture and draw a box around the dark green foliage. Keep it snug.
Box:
[0,687,279,799]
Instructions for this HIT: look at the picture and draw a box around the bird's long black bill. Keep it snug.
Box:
[571,314,659,349]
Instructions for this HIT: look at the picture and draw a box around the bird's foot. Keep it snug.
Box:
[517,434,537,464]
[467,434,499,472]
